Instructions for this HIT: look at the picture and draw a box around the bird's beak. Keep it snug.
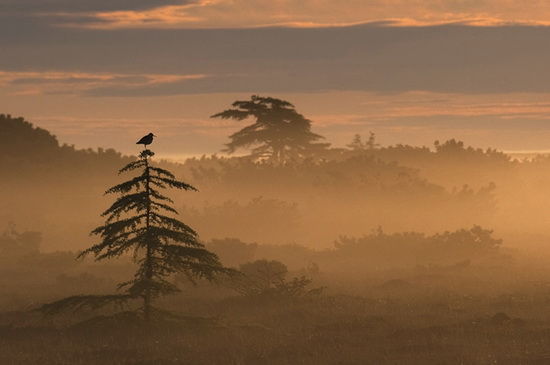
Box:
[153,134,157,137]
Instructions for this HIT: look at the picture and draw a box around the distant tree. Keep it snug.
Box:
[346,132,379,151]
[347,134,364,151]
[40,147,229,321]
[211,95,329,164]
[433,139,509,162]
[0,223,41,257]
[334,225,502,265]
[229,259,322,298]
[239,259,288,293]
[206,238,258,267]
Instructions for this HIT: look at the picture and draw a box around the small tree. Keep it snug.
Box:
[0,223,41,257]
[346,132,379,151]
[211,95,329,164]
[41,148,228,321]
[229,259,323,298]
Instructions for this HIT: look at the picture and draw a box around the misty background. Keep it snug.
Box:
[4,1,550,363]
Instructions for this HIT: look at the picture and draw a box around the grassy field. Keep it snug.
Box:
[2,291,550,365]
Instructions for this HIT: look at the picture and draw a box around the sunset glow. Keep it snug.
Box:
[2,0,550,156]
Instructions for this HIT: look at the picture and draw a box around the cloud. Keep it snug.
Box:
[5,2,550,98]
[32,0,550,29]
[2,0,193,13]
[0,71,206,96]
[4,23,550,96]
[5,0,550,30]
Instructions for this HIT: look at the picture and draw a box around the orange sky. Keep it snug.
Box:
[3,0,550,158]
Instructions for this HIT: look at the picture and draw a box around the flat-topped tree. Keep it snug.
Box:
[41,148,228,321]
[211,95,329,164]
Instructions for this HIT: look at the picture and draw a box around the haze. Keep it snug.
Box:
[4,1,550,364]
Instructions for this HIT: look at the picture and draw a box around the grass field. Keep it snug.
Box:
[2,290,550,365]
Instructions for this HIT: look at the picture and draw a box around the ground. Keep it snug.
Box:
[2,292,550,364]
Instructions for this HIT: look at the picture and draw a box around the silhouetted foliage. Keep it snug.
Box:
[0,114,58,160]
[206,238,258,267]
[229,259,322,298]
[211,95,329,164]
[0,115,506,251]
[433,139,510,162]
[334,225,502,266]
[347,132,379,151]
[39,295,132,316]
[40,148,230,321]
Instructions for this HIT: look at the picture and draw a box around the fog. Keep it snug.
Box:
[3,110,550,363]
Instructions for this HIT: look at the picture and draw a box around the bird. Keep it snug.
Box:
[136,133,156,148]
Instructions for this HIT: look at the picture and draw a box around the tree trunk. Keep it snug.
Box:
[143,154,153,322]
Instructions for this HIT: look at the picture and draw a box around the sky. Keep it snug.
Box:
[3,0,550,159]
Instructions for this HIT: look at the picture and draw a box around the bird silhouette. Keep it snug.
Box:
[136,133,156,148]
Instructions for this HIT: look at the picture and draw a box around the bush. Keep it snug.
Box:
[229,259,323,298]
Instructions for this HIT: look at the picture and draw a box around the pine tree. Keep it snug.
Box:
[346,134,365,151]
[211,95,329,164]
[40,148,228,321]
[346,132,379,151]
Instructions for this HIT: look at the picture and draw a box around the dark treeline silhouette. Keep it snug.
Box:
[0,114,132,181]
[1,112,546,250]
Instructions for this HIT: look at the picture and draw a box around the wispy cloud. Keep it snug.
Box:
[0,71,207,96]
[34,0,550,29]
[4,23,550,97]
[2,0,191,14]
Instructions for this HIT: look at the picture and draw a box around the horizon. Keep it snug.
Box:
[25,115,550,162]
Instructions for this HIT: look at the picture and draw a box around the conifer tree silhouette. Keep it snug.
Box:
[40,147,228,321]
